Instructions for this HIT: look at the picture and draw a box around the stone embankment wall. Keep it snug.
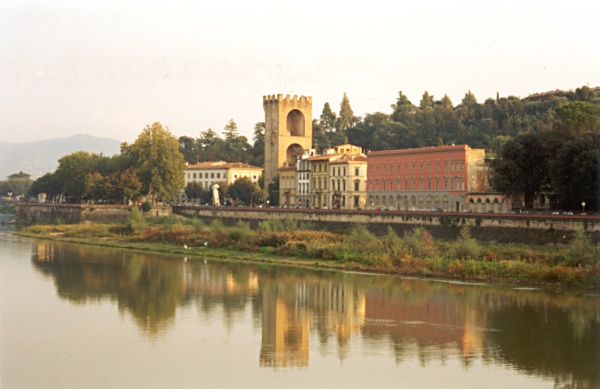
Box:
[16,203,172,224]
[174,207,600,244]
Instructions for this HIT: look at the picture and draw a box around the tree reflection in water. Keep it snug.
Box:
[32,240,600,386]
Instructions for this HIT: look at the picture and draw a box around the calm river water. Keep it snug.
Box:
[1,226,599,389]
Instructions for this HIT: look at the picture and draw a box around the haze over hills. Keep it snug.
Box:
[0,134,122,180]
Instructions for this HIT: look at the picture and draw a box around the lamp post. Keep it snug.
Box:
[582,202,586,215]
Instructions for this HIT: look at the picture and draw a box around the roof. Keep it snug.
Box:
[367,145,475,158]
[185,161,262,171]
[306,154,335,162]
[330,154,367,164]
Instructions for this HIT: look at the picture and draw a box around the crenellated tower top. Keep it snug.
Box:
[263,94,312,104]
[262,93,313,200]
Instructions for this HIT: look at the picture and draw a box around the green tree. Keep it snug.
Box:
[122,122,186,203]
[250,122,265,167]
[391,91,416,127]
[0,171,33,198]
[54,151,109,201]
[490,132,553,206]
[222,118,239,141]
[198,128,223,162]
[575,86,597,103]
[336,93,355,132]
[218,119,251,163]
[551,134,599,211]
[419,91,435,109]
[227,177,259,206]
[310,119,325,151]
[184,182,204,203]
[178,136,198,164]
[28,172,62,202]
[320,102,337,133]
[554,101,600,138]
[109,166,143,203]
[433,94,458,145]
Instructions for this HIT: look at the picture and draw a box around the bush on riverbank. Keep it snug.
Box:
[17,215,600,289]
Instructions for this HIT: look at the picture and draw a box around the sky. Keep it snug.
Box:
[1,0,599,145]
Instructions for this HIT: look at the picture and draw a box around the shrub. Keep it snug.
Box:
[140,201,152,212]
[128,206,146,233]
[402,227,436,258]
[283,218,298,233]
[257,231,290,247]
[258,217,284,233]
[209,219,226,235]
[163,224,195,244]
[449,226,481,260]
[343,224,377,253]
[190,217,206,231]
[229,220,253,242]
[382,227,403,256]
[564,228,598,267]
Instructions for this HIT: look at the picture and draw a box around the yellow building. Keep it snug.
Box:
[308,144,366,209]
[329,153,368,210]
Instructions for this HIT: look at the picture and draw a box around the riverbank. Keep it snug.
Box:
[14,213,600,291]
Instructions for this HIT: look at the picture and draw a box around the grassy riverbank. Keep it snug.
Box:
[15,210,600,290]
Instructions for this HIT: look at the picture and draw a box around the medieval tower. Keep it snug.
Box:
[263,94,313,197]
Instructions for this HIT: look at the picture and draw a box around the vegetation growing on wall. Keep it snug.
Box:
[18,216,600,289]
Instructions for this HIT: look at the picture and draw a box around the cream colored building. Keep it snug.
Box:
[329,153,368,210]
[307,144,366,209]
[279,164,297,208]
[179,161,263,203]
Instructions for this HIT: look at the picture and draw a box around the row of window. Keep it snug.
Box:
[368,177,465,191]
[186,172,259,181]
[187,172,223,180]
[369,160,465,175]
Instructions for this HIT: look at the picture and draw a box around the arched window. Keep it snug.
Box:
[287,110,305,136]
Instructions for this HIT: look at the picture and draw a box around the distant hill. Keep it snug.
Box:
[0,134,122,180]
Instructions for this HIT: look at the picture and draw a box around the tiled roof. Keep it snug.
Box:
[367,145,472,157]
[330,154,367,163]
[185,161,262,170]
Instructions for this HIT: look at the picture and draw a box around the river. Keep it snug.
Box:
[1,226,598,388]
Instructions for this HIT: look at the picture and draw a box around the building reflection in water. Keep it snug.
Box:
[30,241,600,386]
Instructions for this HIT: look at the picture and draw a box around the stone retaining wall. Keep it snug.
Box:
[174,207,600,244]
[16,203,172,224]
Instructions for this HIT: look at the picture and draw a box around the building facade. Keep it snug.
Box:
[329,154,368,210]
[263,94,313,199]
[279,165,297,207]
[367,145,488,212]
[180,161,263,203]
[308,144,366,209]
[296,149,316,208]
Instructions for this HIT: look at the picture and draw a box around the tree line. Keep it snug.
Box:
[26,122,185,205]
[315,86,600,211]
[8,85,599,211]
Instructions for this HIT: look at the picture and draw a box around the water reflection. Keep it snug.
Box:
[31,240,600,386]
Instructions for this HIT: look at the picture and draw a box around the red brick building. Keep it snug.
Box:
[366,145,489,212]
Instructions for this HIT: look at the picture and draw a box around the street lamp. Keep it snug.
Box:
[582,202,586,214]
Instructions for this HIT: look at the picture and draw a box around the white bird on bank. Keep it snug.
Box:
[183,244,188,250]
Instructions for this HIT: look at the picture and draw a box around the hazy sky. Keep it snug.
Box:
[1,0,599,144]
